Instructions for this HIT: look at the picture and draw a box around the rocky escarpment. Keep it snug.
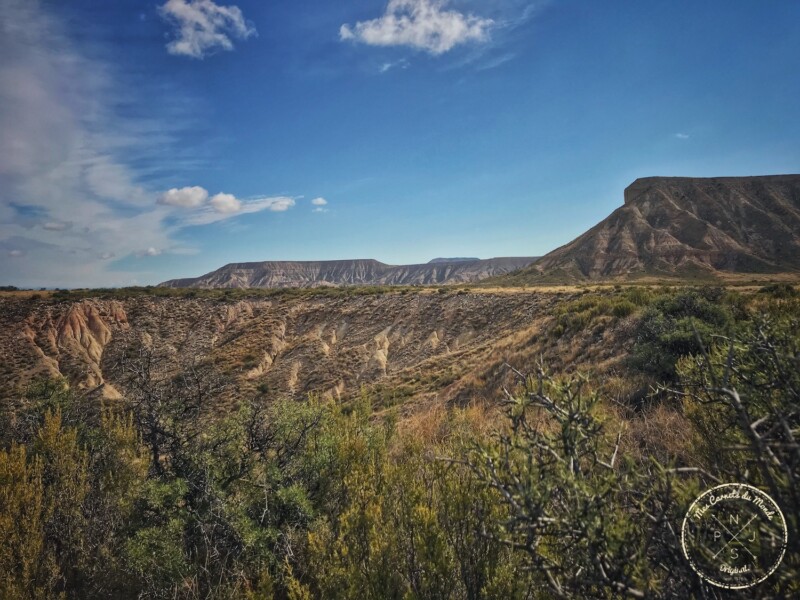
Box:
[6,300,129,398]
[159,257,538,289]
[507,175,800,281]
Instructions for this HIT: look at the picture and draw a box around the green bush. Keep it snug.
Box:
[611,299,636,318]
[553,293,642,335]
[758,282,798,299]
[630,290,734,380]
[625,286,653,306]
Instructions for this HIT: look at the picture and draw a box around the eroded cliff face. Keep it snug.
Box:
[510,175,800,281]
[6,300,129,398]
[0,291,632,410]
[159,257,539,289]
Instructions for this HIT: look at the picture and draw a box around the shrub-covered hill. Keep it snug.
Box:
[1,284,799,597]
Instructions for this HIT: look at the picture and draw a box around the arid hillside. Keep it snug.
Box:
[503,175,800,283]
[0,289,636,414]
[160,257,538,288]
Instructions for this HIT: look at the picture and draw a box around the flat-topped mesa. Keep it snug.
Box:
[623,174,800,205]
[160,257,539,288]
[506,174,800,282]
[222,259,384,270]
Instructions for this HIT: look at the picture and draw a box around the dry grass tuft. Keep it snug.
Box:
[622,402,697,466]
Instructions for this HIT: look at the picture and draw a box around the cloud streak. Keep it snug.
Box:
[159,0,256,59]
[379,58,410,73]
[0,1,290,288]
[340,0,493,55]
[179,193,297,226]
[0,0,179,287]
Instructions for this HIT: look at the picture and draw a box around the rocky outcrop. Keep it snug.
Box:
[509,175,800,281]
[159,257,539,289]
[57,303,113,364]
[8,300,129,396]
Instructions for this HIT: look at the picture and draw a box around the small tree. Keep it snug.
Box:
[468,364,657,598]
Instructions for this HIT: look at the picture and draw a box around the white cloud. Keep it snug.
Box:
[8,250,24,258]
[159,0,256,59]
[182,196,296,226]
[674,133,690,140]
[210,192,241,213]
[340,0,493,55]
[311,197,329,213]
[137,247,162,257]
[265,197,296,212]
[157,187,296,224]
[158,185,209,207]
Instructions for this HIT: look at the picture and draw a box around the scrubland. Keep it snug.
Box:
[0,283,799,598]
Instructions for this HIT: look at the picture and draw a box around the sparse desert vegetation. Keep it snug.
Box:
[1,284,799,598]
[4,0,800,596]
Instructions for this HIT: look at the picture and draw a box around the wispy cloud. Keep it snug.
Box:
[179,193,297,226]
[159,0,256,59]
[340,0,493,55]
[441,1,548,70]
[475,52,515,71]
[0,0,178,286]
[674,132,690,140]
[379,58,410,73]
[0,1,280,288]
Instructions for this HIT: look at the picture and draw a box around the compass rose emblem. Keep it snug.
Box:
[681,483,787,589]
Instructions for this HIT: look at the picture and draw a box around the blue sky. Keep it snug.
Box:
[1,0,799,287]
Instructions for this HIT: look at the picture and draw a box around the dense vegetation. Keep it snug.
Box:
[1,286,799,598]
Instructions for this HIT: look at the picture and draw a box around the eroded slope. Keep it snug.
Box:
[506,175,800,282]
[0,290,635,413]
